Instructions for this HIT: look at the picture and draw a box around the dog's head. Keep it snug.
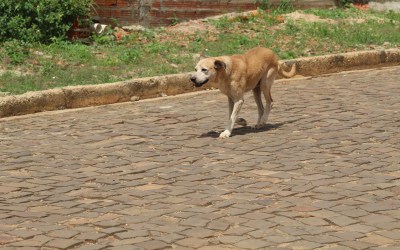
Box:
[190,58,226,87]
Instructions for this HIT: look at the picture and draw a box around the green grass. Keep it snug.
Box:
[1,7,399,95]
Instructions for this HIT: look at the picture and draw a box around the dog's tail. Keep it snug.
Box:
[278,62,296,78]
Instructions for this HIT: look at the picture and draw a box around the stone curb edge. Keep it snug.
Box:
[1,49,399,118]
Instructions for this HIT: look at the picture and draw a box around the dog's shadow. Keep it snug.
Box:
[199,122,285,138]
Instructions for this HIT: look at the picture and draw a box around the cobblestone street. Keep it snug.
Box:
[1,67,400,249]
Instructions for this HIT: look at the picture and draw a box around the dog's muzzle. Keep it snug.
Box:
[190,76,208,87]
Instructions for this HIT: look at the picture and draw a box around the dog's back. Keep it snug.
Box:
[240,47,279,88]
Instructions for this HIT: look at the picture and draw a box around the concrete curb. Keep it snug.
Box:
[1,49,399,118]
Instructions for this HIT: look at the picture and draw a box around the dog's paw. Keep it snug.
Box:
[255,123,265,129]
[219,130,231,138]
[236,118,247,127]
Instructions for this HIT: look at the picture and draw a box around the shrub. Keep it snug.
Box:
[338,0,369,7]
[0,0,93,43]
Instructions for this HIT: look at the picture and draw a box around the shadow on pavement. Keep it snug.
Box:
[199,122,285,138]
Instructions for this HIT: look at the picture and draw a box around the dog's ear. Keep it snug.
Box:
[214,60,226,70]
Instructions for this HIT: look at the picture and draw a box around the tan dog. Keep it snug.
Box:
[190,47,296,138]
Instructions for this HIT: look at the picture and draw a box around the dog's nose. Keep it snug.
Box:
[190,76,196,83]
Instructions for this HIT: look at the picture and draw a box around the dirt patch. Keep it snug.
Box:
[370,1,400,13]
[165,10,260,35]
[284,11,336,24]
[167,20,217,35]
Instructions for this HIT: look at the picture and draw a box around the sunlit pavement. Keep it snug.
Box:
[1,67,400,249]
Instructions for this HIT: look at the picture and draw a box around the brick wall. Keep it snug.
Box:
[93,0,337,27]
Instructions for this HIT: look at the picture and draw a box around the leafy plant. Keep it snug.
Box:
[2,40,30,65]
[338,0,368,7]
[255,0,272,10]
[277,0,293,13]
[212,17,232,30]
[171,14,181,26]
[0,0,94,43]
[119,46,142,63]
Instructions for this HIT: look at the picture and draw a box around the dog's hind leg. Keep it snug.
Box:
[253,84,264,127]
[257,69,275,128]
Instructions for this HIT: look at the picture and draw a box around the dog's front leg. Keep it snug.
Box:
[220,98,244,138]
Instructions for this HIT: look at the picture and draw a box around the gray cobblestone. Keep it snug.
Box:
[1,67,400,249]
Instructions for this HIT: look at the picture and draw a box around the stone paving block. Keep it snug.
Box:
[76,232,107,241]
[0,186,21,193]
[223,208,249,216]
[324,215,359,227]
[9,229,42,239]
[99,227,127,235]
[277,226,308,236]
[45,238,82,249]
[48,229,79,239]
[0,233,19,245]
[278,240,322,249]
[339,208,369,218]
[207,219,231,231]
[298,217,330,226]
[242,219,277,230]
[359,234,394,245]
[241,212,273,220]
[108,245,144,250]
[176,237,209,248]
[109,237,151,246]
[234,239,272,249]
[359,213,396,225]
[360,202,398,212]
[218,235,247,244]
[136,240,171,250]
[302,235,341,244]
[156,233,185,244]
[342,224,378,233]
[376,230,400,240]
[152,224,188,234]
[10,239,46,248]
[93,220,123,228]
[341,240,375,250]
[198,246,241,250]
[224,226,255,236]
[75,243,110,250]
[331,231,364,241]
[181,228,215,238]
[267,235,301,244]
[321,245,353,250]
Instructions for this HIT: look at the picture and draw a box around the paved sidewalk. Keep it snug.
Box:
[1,67,400,250]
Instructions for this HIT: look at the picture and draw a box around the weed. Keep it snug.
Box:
[40,61,57,76]
[171,14,181,26]
[119,46,142,63]
[283,20,301,35]
[303,8,354,19]
[277,0,293,13]
[2,40,30,65]
[92,28,117,46]
[255,0,272,10]
[212,17,231,30]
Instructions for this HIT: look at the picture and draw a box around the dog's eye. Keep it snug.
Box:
[201,68,208,72]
